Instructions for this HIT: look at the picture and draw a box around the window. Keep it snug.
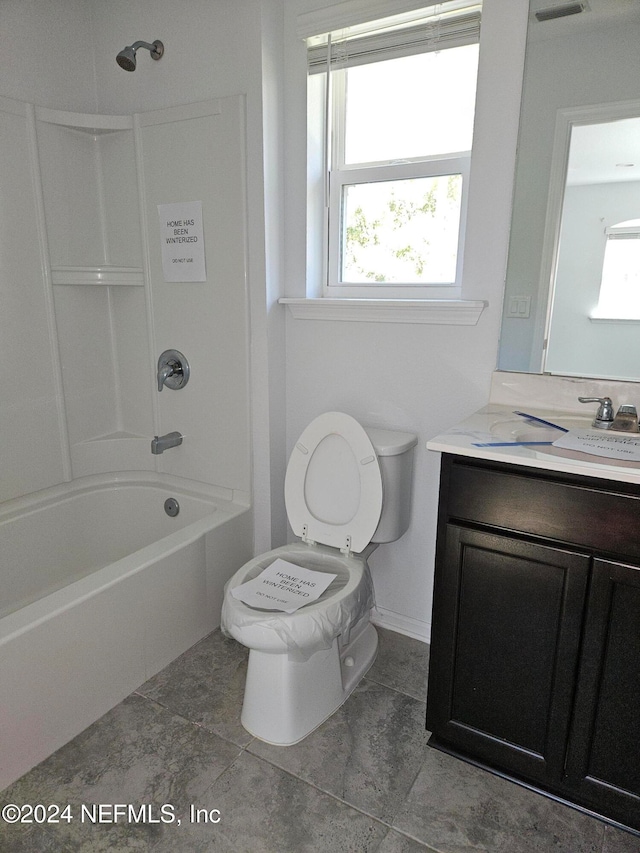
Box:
[592,219,640,320]
[307,3,481,299]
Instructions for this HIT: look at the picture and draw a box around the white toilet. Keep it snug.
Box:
[221,411,417,745]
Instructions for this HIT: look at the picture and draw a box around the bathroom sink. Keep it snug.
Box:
[488,412,640,468]
[489,414,592,445]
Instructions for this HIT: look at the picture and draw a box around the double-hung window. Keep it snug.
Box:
[306,2,481,300]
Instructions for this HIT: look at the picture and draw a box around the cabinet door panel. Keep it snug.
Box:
[565,559,640,829]
[427,525,589,785]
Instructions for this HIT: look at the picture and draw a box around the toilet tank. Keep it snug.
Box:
[364,427,418,543]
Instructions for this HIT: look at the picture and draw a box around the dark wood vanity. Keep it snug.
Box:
[426,453,640,833]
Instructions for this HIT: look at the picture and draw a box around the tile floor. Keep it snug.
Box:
[1,626,639,852]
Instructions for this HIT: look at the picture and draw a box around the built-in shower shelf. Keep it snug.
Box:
[51,266,144,287]
[82,431,148,442]
[36,107,133,134]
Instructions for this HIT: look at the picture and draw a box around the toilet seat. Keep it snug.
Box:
[284,412,383,554]
[221,543,374,655]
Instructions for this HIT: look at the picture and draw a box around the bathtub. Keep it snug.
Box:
[0,473,252,790]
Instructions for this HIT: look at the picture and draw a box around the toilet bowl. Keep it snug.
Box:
[221,412,417,746]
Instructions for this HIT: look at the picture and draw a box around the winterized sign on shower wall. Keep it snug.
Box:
[158,200,206,282]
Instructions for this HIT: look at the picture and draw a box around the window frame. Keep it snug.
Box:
[307,6,480,301]
[327,154,472,298]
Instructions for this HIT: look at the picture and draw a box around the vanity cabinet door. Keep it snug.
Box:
[427,525,589,787]
[563,558,640,830]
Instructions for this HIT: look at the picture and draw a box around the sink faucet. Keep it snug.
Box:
[578,396,640,432]
[151,431,183,454]
[578,396,614,429]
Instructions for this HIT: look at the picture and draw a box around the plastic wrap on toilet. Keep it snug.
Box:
[221,547,375,661]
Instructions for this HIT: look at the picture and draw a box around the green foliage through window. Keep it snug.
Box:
[341,175,462,284]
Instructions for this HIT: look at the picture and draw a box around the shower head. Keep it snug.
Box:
[116,39,164,72]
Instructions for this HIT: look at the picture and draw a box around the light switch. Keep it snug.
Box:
[506,295,531,319]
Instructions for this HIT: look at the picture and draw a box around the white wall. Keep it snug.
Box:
[0,0,532,639]
[0,0,97,111]
[281,0,528,640]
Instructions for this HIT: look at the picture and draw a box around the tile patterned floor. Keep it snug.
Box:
[1,627,639,852]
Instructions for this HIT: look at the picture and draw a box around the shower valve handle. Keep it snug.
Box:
[157,350,190,392]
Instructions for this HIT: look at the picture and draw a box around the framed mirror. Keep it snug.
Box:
[497,0,640,380]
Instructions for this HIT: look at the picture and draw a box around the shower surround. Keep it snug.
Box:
[0,93,252,786]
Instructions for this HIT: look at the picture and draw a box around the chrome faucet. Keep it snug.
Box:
[578,396,639,432]
[151,431,183,454]
[578,396,614,429]
[157,350,190,392]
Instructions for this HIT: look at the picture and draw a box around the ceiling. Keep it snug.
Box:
[567,117,640,186]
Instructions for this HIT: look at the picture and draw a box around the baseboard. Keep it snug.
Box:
[371,606,430,644]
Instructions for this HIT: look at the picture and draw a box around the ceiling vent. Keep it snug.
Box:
[535,2,586,22]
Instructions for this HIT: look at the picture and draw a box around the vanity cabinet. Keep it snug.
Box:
[426,454,640,832]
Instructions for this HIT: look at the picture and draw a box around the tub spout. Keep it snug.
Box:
[151,431,183,454]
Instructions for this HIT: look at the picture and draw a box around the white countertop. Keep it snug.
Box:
[427,403,640,486]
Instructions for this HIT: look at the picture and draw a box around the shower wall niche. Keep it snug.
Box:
[35,109,154,477]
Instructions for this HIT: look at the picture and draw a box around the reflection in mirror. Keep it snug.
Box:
[592,218,640,319]
[498,0,640,379]
[545,109,640,380]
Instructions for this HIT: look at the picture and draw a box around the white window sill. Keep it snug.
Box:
[279,297,487,325]
[590,315,640,324]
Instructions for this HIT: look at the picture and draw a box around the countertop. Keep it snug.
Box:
[427,403,640,487]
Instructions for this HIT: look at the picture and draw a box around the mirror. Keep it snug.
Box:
[498,0,640,380]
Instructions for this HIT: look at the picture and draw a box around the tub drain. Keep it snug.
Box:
[164,497,180,517]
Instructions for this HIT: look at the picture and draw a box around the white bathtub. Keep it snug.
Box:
[0,473,252,790]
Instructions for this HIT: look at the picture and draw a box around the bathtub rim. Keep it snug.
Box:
[0,470,250,525]
[0,471,251,644]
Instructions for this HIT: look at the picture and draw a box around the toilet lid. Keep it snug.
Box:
[284,412,383,553]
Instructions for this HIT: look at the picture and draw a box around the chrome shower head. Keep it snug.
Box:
[116,40,164,72]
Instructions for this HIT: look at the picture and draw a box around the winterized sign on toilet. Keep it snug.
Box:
[231,559,337,613]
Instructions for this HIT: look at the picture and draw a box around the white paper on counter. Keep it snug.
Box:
[231,558,337,613]
[553,429,640,462]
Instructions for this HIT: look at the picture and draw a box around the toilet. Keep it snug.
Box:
[221,411,417,745]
